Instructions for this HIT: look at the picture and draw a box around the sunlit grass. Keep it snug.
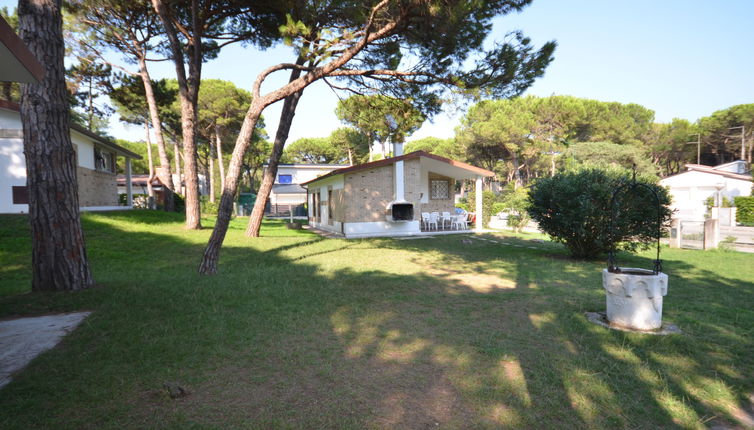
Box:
[0,211,752,429]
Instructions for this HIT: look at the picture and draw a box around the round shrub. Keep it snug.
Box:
[527,167,671,259]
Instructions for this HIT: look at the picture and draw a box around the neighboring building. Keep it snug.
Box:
[660,160,752,221]
[116,171,209,206]
[264,163,347,215]
[1,100,141,213]
[303,150,494,238]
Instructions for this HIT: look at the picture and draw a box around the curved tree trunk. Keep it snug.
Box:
[174,139,182,192]
[144,121,155,200]
[199,101,264,274]
[138,57,174,211]
[245,68,306,238]
[215,124,226,190]
[208,132,216,203]
[19,0,93,291]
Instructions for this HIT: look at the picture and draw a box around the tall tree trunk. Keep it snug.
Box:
[215,124,226,190]
[347,148,353,165]
[512,152,522,189]
[246,69,306,238]
[208,132,216,203]
[151,0,202,229]
[199,101,265,274]
[138,57,174,211]
[173,139,182,193]
[144,121,154,199]
[19,0,93,291]
[87,77,93,130]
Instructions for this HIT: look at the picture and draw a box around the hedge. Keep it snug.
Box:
[734,196,754,225]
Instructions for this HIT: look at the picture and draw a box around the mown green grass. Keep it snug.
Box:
[0,211,752,429]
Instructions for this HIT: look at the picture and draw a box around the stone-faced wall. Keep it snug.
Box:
[419,172,455,215]
[343,164,393,223]
[340,160,462,223]
[77,166,117,207]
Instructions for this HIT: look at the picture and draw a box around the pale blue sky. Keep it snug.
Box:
[3,0,753,144]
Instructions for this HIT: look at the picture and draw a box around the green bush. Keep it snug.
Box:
[501,187,531,232]
[200,196,220,215]
[173,193,185,213]
[735,196,754,225]
[465,190,497,228]
[527,167,672,259]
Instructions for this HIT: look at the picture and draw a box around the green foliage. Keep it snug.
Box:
[645,118,698,176]
[527,167,672,259]
[457,95,660,186]
[200,197,220,215]
[697,104,754,164]
[113,139,161,174]
[465,190,497,228]
[284,137,344,164]
[335,95,427,150]
[328,127,370,164]
[405,137,465,160]
[66,60,113,133]
[500,185,531,232]
[563,141,658,178]
[173,193,185,213]
[110,74,178,128]
[734,196,754,225]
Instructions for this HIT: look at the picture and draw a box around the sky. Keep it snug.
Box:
[3,0,753,145]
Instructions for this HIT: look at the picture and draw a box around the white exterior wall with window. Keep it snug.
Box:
[660,161,752,221]
[0,105,140,213]
[306,175,344,233]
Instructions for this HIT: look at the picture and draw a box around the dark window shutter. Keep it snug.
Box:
[12,186,29,204]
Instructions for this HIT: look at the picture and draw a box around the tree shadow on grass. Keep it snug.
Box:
[0,219,752,429]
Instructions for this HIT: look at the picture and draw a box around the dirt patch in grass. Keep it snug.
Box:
[148,328,477,429]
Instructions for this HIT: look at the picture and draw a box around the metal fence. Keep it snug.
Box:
[678,221,704,250]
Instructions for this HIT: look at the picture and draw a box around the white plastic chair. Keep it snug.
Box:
[441,211,452,229]
[428,212,439,231]
[452,215,466,230]
[421,212,431,230]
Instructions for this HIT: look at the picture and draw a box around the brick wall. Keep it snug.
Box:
[342,159,429,223]
[419,172,455,215]
[77,166,117,207]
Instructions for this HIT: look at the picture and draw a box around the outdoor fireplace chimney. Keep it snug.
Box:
[385,121,413,222]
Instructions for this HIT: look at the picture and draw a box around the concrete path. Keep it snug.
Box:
[0,312,91,389]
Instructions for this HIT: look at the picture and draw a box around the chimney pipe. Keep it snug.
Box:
[394,141,404,201]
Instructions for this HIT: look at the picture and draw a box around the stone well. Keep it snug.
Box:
[603,268,668,331]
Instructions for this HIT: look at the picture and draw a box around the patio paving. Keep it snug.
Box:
[0,312,91,389]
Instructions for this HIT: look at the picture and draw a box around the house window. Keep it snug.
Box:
[94,147,114,173]
[430,180,449,199]
[12,186,28,204]
[278,174,292,184]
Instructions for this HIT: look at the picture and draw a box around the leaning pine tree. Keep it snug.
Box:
[18,0,93,290]
[198,0,556,274]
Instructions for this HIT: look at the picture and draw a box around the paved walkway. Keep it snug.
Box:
[0,312,91,389]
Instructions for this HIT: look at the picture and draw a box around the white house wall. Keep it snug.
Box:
[0,109,19,129]
[0,136,26,213]
[71,131,95,170]
[307,175,344,234]
[660,170,752,221]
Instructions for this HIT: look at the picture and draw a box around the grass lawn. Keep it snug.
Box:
[0,211,752,429]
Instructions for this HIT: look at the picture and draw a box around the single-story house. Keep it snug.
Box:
[660,160,752,221]
[1,100,141,214]
[264,163,348,215]
[302,149,494,238]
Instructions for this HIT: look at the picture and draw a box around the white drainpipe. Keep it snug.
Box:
[394,141,404,202]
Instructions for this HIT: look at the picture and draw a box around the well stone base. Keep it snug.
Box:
[603,268,668,331]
